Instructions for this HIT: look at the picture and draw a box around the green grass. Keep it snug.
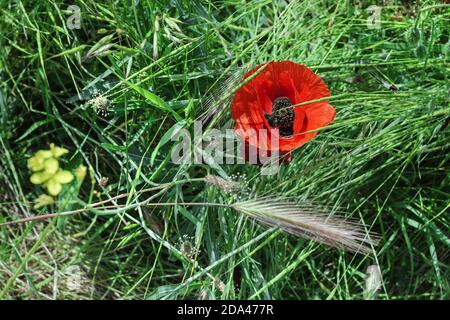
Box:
[0,0,449,299]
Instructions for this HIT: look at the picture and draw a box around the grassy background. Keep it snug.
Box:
[0,0,449,299]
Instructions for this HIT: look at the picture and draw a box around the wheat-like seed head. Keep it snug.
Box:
[198,69,245,126]
[231,198,377,254]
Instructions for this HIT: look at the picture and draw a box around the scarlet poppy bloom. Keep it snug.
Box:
[231,61,335,159]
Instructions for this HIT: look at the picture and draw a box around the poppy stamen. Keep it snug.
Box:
[265,96,295,137]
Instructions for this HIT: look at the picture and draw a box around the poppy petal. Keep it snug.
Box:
[231,61,335,156]
[303,102,336,135]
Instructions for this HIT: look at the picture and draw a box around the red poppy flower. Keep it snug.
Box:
[231,61,335,158]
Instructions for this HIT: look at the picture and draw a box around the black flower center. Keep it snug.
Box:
[265,96,295,137]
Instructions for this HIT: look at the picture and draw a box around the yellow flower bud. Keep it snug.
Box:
[46,178,62,196]
[50,143,69,158]
[44,158,59,175]
[34,194,54,209]
[75,164,87,182]
[54,170,74,184]
[27,156,45,172]
[36,150,53,159]
[28,145,80,198]
[30,171,52,185]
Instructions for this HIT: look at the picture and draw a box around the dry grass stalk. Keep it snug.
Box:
[204,175,241,193]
